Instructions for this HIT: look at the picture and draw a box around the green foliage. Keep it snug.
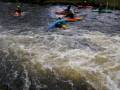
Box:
[1,0,120,9]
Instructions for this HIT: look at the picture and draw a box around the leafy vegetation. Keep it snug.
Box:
[0,0,120,9]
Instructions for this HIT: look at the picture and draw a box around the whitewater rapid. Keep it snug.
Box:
[0,29,120,90]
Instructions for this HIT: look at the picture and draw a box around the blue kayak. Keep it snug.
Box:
[48,19,67,31]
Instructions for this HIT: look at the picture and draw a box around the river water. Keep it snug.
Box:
[0,2,120,90]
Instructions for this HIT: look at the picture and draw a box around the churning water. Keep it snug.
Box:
[0,2,120,90]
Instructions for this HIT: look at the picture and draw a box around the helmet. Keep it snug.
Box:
[17,5,20,8]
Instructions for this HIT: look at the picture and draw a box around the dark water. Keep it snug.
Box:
[0,2,120,35]
[0,2,120,90]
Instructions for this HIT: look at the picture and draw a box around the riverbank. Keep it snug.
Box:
[45,0,120,9]
[0,0,120,9]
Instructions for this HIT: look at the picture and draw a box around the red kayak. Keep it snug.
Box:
[64,17,83,22]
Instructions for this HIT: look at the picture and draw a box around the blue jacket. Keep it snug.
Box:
[48,19,67,31]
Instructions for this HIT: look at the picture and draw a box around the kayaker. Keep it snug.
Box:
[15,5,22,16]
[65,10,74,18]
[63,5,74,18]
[64,5,71,13]
[48,18,68,31]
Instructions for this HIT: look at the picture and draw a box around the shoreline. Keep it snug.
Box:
[0,0,120,9]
